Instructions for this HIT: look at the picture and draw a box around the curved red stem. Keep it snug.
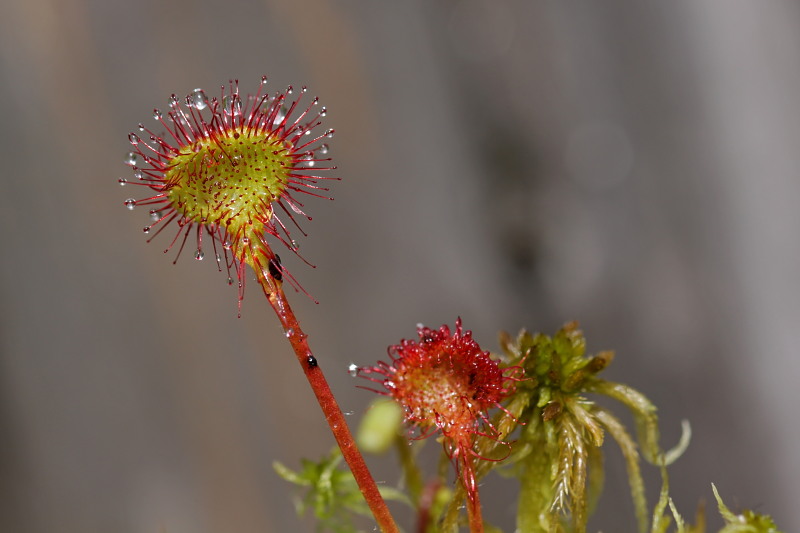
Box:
[258,275,399,533]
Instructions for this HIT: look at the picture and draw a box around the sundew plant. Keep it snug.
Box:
[119,77,783,533]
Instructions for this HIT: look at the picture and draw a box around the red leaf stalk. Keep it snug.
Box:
[259,274,399,533]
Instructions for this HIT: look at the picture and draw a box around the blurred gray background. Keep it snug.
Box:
[1,0,799,532]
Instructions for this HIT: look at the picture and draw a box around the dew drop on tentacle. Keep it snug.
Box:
[143,226,151,234]
[194,249,205,260]
[153,109,162,120]
[318,143,329,155]
[348,363,360,378]
[118,178,127,186]
[288,201,304,215]
[128,133,140,145]
[223,94,242,116]
[273,106,288,127]
[189,88,208,110]
[306,355,318,368]
[124,198,137,210]
[124,152,139,166]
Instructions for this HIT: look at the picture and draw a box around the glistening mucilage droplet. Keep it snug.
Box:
[189,88,208,110]
[124,152,139,166]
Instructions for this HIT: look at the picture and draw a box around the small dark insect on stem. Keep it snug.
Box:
[268,254,283,281]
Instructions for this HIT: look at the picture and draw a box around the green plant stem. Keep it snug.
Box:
[259,276,399,533]
[394,434,424,503]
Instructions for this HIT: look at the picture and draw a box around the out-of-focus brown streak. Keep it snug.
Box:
[266,0,383,175]
[3,2,273,532]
